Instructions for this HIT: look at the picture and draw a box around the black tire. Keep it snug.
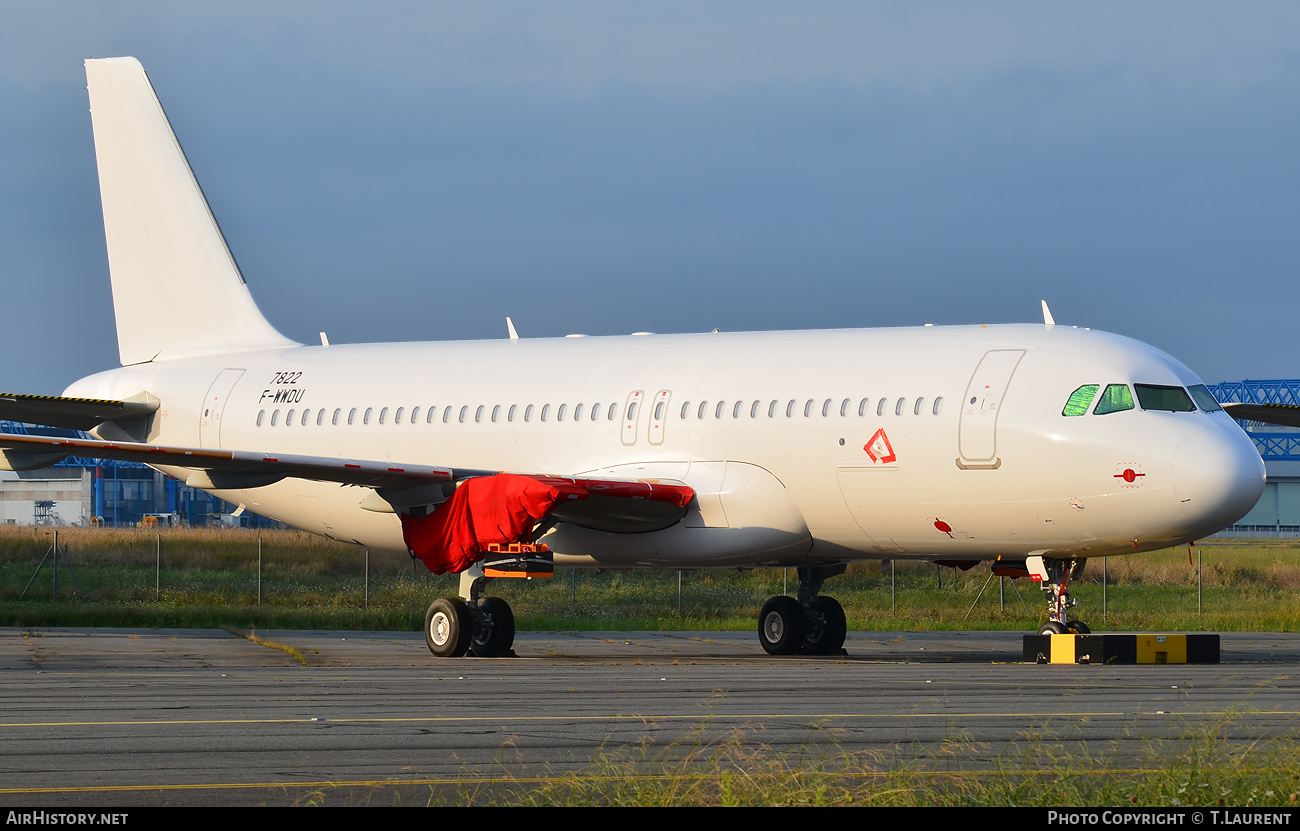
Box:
[1038,621,1069,636]
[470,596,516,657]
[425,597,472,657]
[758,595,804,655]
[803,596,847,655]
[1068,620,1091,635]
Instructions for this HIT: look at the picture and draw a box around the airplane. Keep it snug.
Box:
[0,57,1273,659]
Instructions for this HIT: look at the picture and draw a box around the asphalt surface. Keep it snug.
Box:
[0,628,1296,806]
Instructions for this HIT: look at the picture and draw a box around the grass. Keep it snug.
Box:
[1,526,1299,631]
[273,713,1300,806]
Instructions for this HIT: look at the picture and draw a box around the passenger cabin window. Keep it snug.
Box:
[410,407,419,424]
[459,406,468,423]
[302,409,311,426]
[364,407,373,425]
[492,405,501,423]
[591,404,600,421]
[877,399,887,416]
[286,408,296,425]
[913,398,924,416]
[395,407,405,423]
[932,397,944,415]
[348,408,357,425]
[333,408,341,425]
[1062,385,1099,417]
[858,398,868,416]
[894,398,905,416]
[271,410,280,426]
[541,404,551,422]
[751,401,760,418]
[508,405,517,422]
[715,401,725,419]
[655,402,665,420]
[822,399,832,417]
[1188,385,1223,412]
[475,405,484,423]
[557,404,567,421]
[840,399,850,417]
[608,403,618,421]
[525,405,534,422]
[574,403,584,421]
[1135,384,1196,413]
[427,407,436,424]
[379,407,388,424]
[443,406,452,423]
[257,410,265,427]
[316,410,325,426]
[698,402,708,419]
[786,400,796,418]
[1093,384,1135,415]
[769,400,778,418]
[681,402,690,419]
[803,399,813,417]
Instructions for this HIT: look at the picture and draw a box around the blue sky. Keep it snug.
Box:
[2,2,1298,392]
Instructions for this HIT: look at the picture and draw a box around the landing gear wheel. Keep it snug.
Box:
[470,596,516,657]
[1067,620,1091,635]
[758,596,805,655]
[802,596,847,655]
[425,597,472,657]
[1038,621,1068,636]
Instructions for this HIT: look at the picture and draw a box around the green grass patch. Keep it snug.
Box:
[2,527,1299,632]
[284,713,1300,806]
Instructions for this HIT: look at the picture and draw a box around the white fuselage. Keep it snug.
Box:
[64,323,1265,568]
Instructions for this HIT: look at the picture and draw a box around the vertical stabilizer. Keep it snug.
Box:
[85,57,297,365]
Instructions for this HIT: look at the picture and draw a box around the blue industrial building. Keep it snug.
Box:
[1207,380,1300,536]
[0,420,277,528]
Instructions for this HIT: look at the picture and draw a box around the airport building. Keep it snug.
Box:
[0,421,278,528]
[1207,380,1300,537]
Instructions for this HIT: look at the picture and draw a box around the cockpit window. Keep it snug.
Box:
[1188,385,1223,412]
[1093,384,1134,415]
[1062,385,1099,416]
[1134,384,1196,413]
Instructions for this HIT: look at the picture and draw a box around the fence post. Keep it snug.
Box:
[156,533,161,600]
[364,548,369,610]
[257,535,262,605]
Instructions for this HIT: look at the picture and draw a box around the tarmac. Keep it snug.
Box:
[0,628,1296,806]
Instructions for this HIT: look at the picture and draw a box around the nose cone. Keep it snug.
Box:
[1172,421,1266,537]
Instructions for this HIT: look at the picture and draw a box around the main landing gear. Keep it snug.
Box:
[1028,555,1091,636]
[757,563,848,656]
[424,563,517,658]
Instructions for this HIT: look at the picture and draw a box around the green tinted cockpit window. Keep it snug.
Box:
[1188,385,1223,412]
[1134,384,1196,412]
[1062,385,1099,416]
[1093,384,1134,415]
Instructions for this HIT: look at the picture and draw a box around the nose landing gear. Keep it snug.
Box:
[1028,555,1091,636]
[757,563,848,656]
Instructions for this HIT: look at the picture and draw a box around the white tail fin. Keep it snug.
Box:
[85,57,297,365]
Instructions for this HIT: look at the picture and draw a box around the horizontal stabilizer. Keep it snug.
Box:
[1221,402,1300,429]
[0,392,158,431]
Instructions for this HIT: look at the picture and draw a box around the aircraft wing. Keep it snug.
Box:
[0,429,695,532]
[1221,402,1300,429]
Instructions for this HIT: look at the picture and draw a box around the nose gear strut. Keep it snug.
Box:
[1027,555,1090,635]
